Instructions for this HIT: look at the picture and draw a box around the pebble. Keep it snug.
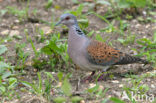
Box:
[142,11,147,16]
[112,90,121,97]
[89,83,96,88]
[151,84,155,88]
[14,19,20,23]
[145,24,150,28]
[132,19,137,23]
[9,30,20,37]
[119,84,123,87]
[135,24,141,28]
[1,30,9,35]
[122,78,131,81]
[111,80,119,83]
[41,26,52,35]
[26,48,30,51]
[12,26,19,29]
[80,100,85,103]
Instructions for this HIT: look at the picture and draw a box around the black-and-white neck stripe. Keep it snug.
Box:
[75,26,84,35]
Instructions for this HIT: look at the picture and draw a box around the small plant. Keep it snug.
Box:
[87,83,109,100]
[25,29,39,58]
[0,45,16,101]
[115,0,147,9]
[21,72,56,101]
[15,43,29,70]
[109,97,126,103]
[41,33,69,71]
[44,0,53,10]
[6,0,30,22]
[134,33,156,66]
[117,35,136,46]
[53,73,83,103]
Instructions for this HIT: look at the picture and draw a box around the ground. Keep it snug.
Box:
[0,0,156,103]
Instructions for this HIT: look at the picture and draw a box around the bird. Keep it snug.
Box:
[55,13,148,81]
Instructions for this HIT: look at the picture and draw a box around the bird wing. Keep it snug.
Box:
[86,40,147,66]
[86,40,123,66]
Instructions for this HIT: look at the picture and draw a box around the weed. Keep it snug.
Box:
[53,73,83,103]
[44,0,53,10]
[117,35,136,46]
[6,0,30,22]
[110,97,126,103]
[87,83,109,100]
[25,29,39,58]
[134,33,156,66]
[41,33,69,71]
[21,72,56,101]
[15,43,29,71]
[0,45,16,101]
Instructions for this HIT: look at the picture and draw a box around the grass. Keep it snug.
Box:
[0,0,156,102]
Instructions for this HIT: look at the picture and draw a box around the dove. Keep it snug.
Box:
[56,13,148,81]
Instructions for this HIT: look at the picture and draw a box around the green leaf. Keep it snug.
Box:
[45,0,53,9]
[0,45,7,55]
[72,0,79,4]
[78,18,89,28]
[96,0,111,5]
[21,81,33,88]
[57,72,63,82]
[133,0,146,8]
[87,84,99,93]
[102,99,109,103]
[2,71,11,79]
[154,32,156,42]
[76,4,83,16]
[95,34,104,42]
[61,78,72,96]
[37,72,42,92]
[110,97,126,103]
[71,96,83,103]
[8,77,17,89]
[45,72,56,82]
[41,45,53,55]
[0,61,10,70]
[117,38,125,44]
[87,30,94,37]
[0,86,6,93]
[117,0,131,8]
[53,97,67,103]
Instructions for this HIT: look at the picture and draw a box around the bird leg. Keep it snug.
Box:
[82,71,96,83]
[97,72,107,81]
[97,67,110,81]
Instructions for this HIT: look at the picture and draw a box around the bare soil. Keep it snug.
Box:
[0,0,156,103]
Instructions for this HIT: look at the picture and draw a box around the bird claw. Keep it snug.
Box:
[81,71,95,83]
[97,74,106,81]
[82,75,94,83]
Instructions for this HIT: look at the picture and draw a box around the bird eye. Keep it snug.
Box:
[65,16,70,20]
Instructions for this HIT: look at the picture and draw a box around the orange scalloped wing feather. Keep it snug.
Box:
[87,40,124,66]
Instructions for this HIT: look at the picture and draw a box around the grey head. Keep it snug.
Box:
[55,13,78,27]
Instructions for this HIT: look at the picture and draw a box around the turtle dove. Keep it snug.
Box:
[56,13,148,80]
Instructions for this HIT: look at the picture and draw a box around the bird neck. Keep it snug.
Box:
[69,24,85,36]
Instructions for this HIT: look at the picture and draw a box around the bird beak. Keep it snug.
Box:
[55,20,62,26]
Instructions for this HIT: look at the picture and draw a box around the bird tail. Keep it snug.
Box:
[115,54,149,65]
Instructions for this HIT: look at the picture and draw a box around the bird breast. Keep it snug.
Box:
[67,27,89,69]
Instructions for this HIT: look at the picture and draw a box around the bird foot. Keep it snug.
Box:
[97,74,106,81]
[82,75,94,83]
[96,72,110,81]
[81,71,95,83]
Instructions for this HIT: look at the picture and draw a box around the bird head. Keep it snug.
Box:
[55,13,78,27]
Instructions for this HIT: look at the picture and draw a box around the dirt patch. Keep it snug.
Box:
[0,0,156,103]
